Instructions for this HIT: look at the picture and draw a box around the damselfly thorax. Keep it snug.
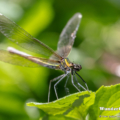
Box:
[59,58,82,73]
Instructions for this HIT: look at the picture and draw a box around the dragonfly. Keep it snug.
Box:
[0,13,88,102]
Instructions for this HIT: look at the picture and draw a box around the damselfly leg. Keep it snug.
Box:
[64,74,70,95]
[48,74,65,102]
[75,71,89,91]
[54,73,69,100]
[74,73,87,91]
[71,73,80,92]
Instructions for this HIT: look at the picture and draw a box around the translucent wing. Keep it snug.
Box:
[0,13,61,60]
[0,50,40,67]
[0,49,60,69]
[57,13,82,58]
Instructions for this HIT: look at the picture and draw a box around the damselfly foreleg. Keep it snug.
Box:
[75,71,89,90]
[74,74,87,91]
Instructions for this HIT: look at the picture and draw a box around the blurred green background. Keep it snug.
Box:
[0,0,120,119]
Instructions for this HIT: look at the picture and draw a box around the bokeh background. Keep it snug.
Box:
[0,0,120,119]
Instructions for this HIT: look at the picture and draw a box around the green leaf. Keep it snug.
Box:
[27,84,120,119]
[41,114,79,120]
[89,84,120,120]
[27,91,95,120]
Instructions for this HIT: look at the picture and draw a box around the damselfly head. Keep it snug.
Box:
[73,64,82,71]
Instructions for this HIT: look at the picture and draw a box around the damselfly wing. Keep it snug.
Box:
[0,13,88,102]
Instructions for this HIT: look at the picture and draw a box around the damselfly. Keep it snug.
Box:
[0,13,88,102]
